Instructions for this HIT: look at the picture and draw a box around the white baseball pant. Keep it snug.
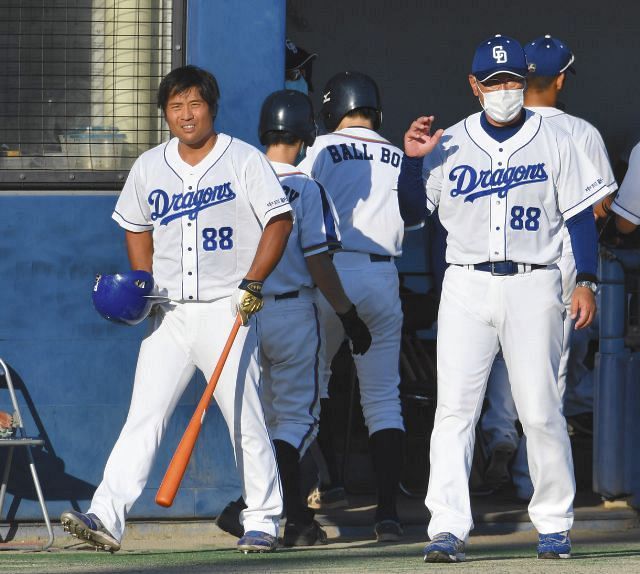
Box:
[482,235,578,497]
[317,251,404,435]
[89,298,282,541]
[426,265,575,541]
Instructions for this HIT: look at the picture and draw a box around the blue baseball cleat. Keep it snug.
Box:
[60,510,120,552]
[237,530,278,553]
[537,530,571,559]
[423,532,465,563]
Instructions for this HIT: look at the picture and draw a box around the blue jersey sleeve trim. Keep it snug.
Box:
[566,207,598,277]
[317,183,340,245]
[562,183,608,220]
[112,210,153,231]
[264,201,292,219]
[612,199,640,220]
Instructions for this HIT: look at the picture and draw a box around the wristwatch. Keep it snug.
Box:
[576,280,598,293]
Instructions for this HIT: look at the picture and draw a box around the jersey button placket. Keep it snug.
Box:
[489,150,507,261]
[183,181,198,300]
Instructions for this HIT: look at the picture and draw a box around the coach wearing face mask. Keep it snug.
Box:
[396,34,610,563]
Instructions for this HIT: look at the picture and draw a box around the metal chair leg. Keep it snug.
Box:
[0,358,54,551]
[0,446,14,515]
[26,449,54,550]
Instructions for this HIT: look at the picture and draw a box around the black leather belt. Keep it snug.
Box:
[274,290,299,301]
[456,261,547,276]
[369,254,392,262]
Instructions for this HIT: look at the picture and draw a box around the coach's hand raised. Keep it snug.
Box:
[404,116,444,158]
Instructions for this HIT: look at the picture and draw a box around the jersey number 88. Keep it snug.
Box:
[202,227,234,251]
[510,205,541,231]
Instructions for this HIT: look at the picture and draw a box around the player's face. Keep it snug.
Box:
[164,87,215,148]
[468,73,526,102]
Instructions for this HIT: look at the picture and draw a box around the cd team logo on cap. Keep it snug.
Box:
[492,45,507,64]
[472,34,528,82]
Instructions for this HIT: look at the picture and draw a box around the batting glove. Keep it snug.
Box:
[233,279,264,325]
[337,305,372,355]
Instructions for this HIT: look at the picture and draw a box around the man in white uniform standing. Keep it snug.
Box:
[480,35,618,498]
[398,35,611,562]
[216,89,372,547]
[60,65,293,554]
[299,72,409,542]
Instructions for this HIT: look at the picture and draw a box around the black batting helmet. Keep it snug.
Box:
[259,90,317,147]
[321,71,381,133]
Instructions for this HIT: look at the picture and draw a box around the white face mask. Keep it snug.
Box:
[478,85,524,124]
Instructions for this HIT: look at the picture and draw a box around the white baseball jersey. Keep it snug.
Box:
[422,110,611,265]
[528,106,618,260]
[527,107,616,191]
[300,126,405,434]
[298,126,405,256]
[112,134,291,301]
[612,141,640,225]
[262,161,341,296]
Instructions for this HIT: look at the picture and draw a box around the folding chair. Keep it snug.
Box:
[0,358,54,550]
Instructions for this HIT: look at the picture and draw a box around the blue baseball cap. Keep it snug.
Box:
[471,34,528,82]
[525,35,575,76]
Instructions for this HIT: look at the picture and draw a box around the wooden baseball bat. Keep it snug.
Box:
[155,314,242,507]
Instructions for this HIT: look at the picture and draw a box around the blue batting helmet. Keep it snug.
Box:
[92,270,155,326]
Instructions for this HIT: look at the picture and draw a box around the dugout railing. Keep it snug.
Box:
[594,247,640,507]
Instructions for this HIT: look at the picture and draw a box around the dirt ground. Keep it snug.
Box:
[1,526,639,574]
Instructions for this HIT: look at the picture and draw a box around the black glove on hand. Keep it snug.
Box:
[337,305,372,355]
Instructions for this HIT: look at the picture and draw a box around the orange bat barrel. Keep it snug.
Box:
[155,315,242,507]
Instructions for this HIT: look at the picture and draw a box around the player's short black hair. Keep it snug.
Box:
[344,107,381,130]
[261,130,301,147]
[157,65,220,117]
[526,75,557,91]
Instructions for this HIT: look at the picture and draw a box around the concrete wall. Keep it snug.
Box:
[287,0,640,165]
[189,0,286,148]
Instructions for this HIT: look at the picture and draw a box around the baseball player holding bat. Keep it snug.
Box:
[217,90,373,547]
[480,35,618,497]
[61,65,292,554]
[398,35,611,562]
[298,72,411,542]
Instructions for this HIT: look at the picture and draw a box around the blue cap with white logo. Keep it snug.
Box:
[471,34,528,82]
[525,35,575,76]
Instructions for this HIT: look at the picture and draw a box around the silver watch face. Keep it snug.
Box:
[577,281,597,293]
